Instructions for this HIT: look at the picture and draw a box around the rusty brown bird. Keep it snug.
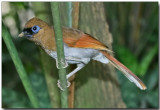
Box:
[19,17,147,90]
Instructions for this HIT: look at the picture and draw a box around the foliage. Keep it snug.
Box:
[2,88,32,108]
[29,72,52,108]
[105,2,158,108]
[2,72,51,108]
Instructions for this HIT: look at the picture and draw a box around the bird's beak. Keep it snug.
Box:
[18,30,33,38]
[18,32,25,37]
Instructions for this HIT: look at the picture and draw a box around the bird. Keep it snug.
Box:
[18,17,147,90]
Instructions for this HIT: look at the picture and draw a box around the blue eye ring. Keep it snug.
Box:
[31,25,41,33]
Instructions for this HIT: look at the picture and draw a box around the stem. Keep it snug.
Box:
[51,2,68,108]
[67,2,72,28]
[2,23,39,108]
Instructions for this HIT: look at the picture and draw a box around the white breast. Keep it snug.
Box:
[44,43,109,64]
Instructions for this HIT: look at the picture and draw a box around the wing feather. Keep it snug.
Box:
[63,28,112,52]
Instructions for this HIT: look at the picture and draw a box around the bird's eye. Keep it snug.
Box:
[31,25,41,33]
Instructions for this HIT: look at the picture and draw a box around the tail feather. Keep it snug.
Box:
[101,51,147,90]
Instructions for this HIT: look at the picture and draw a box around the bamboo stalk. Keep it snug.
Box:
[2,23,39,108]
[67,2,72,28]
[51,2,68,108]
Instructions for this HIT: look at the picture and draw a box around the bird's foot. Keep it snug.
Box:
[63,60,68,68]
[57,80,71,91]
[56,58,68,69]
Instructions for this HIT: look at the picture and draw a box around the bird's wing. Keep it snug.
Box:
[63,28,112,52]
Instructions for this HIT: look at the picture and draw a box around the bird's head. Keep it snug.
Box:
[18,17,53,44]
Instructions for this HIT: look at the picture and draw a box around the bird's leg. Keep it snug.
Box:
[55,58,69,91]
[67,63,85,79]
[57,63,85,91]
[57,57,90,90]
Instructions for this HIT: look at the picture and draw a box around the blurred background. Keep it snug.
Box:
[2,2,158,108]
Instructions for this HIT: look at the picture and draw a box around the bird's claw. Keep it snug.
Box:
[56,58,68,69]
[63,61,68,68]
[57,80,71,91]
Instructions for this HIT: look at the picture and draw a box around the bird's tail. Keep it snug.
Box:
[101,51,147,90]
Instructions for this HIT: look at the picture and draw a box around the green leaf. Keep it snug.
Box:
[114,45,138,74]
[146,89,158,108]
[139,44,158,76]
[10,2,28,9]
[2,88,32,108]
[29,72,51,108]
[146,66,158,91]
